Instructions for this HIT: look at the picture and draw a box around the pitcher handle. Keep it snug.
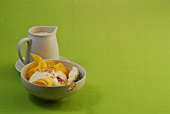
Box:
[17,37,32,65]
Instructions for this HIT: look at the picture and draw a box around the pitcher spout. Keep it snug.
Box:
[47,26,58,34]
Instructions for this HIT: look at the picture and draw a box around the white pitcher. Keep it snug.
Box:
[17,26,59,65]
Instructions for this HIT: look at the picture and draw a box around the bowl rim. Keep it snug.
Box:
[21,59,86,88]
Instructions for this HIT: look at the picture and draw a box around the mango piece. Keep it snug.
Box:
[45,60,55,68]
[38,59,47,70]
[27,54,48,80]
[33,77,53,86]
[54,63,70,76]
[28,53,42,71]
[27,66,38,80]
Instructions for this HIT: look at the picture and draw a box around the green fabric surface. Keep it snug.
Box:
[1,0,170,113]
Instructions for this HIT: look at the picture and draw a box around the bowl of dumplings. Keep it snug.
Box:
[20,54,86,102]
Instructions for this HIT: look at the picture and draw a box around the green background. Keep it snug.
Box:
[1,0,170,113]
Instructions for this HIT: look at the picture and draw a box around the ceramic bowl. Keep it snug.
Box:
[20,60,86,102]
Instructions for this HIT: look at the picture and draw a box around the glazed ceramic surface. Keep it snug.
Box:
[20,60,86,102]
[18,26,59,65]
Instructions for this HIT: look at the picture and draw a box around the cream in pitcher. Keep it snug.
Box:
[17,26,59,65]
